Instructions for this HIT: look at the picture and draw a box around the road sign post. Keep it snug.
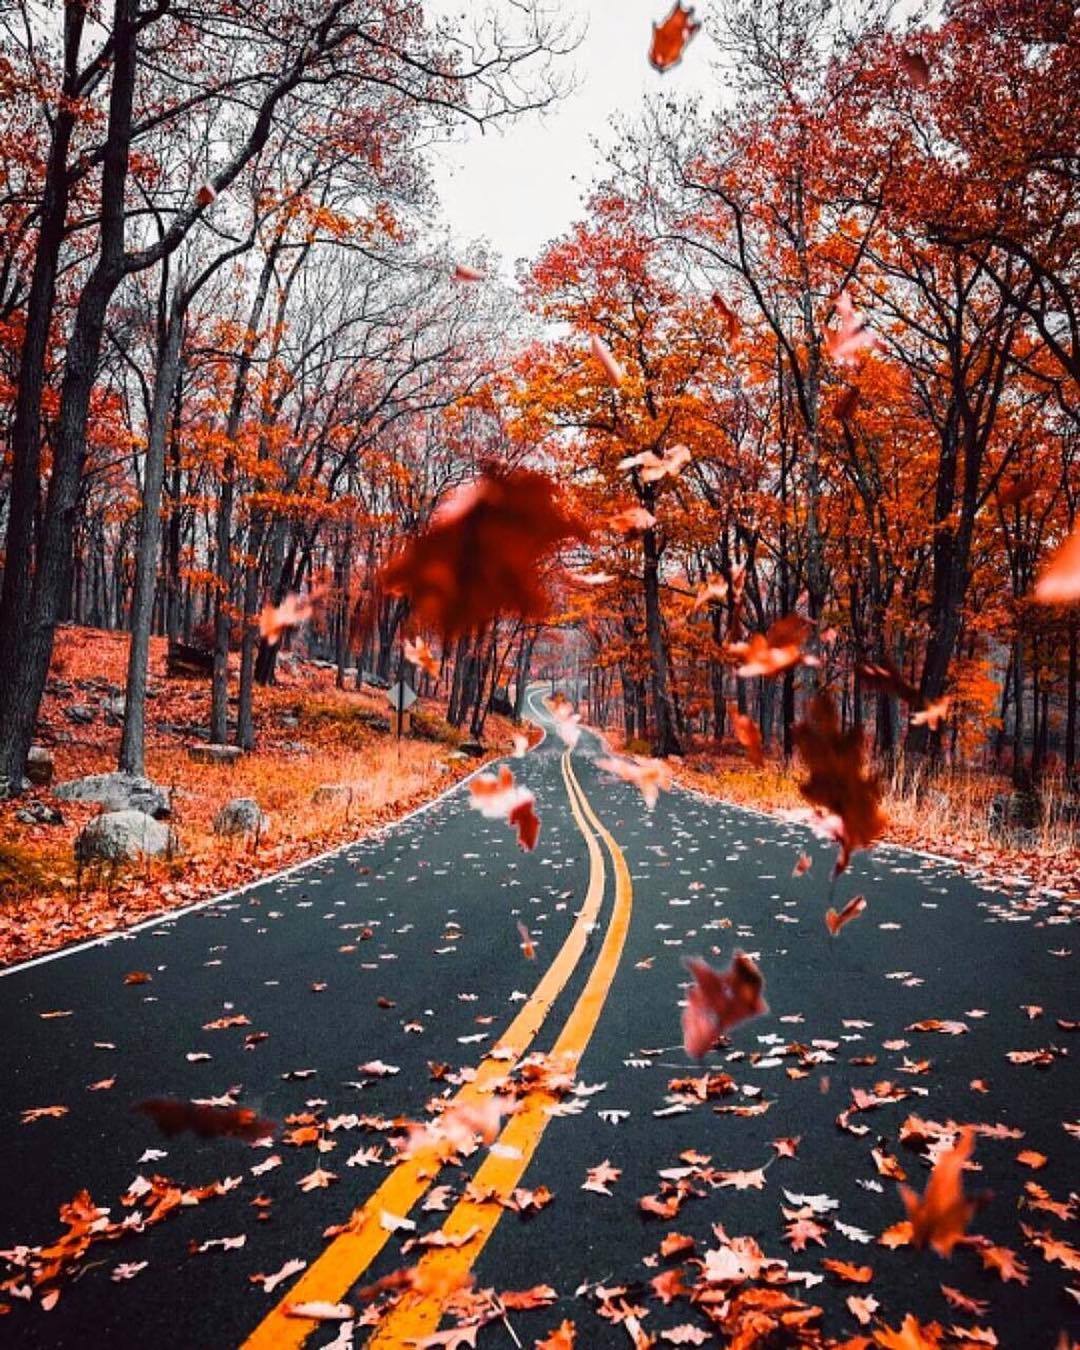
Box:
[386,680,418,739]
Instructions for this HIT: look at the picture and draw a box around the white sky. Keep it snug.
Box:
[426,2,717,275]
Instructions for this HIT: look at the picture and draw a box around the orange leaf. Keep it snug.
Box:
[899,1128,977,1257]
[648,2,700,72]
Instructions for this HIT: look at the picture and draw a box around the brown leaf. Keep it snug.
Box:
[793,694,886,874]
[135,1098,273,1142]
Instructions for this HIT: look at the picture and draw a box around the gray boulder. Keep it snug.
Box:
[214,797,268,837]
[26,746,54,787]
[187,743,243,766]
[64,704,96,725]
[76,809,177,864]
[54,772,171,819]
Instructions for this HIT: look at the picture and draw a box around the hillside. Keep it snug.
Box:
[0,625,513,966]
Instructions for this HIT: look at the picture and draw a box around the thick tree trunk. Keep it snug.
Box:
[119,291,184,774]
[1067,621,1077,783]
[0,3,85,708]
[0,0,138,788]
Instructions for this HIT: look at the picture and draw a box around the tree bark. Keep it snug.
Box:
[0,0,139,788]
[641,503,681,756]
[0,2,86,707]
[118,287,184,774]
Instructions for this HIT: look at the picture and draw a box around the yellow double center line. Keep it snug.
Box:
[243,748,631,1349]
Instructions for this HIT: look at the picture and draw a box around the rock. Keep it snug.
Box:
[281,741,311,755]
[76,810,177,864]
[361,670,390,690]
[26,746,55,787]
[312,784,354,805]
[988,789,1041,835]
[278,713,300,730]
[64,704,96,725]
[54,772,172,819]
[16,801,64,826]
[213,797,268,837]
[102,695,126,722]
[459,740,486,758]
[187,743,243,766]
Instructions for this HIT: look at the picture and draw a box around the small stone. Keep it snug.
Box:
[16,801,65,826]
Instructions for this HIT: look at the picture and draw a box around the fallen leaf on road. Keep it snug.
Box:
[582,1160,622,1196]
[285,1301,354,1321]
[250,1258,307,1294]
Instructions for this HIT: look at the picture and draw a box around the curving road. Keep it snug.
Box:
[1,688,1076,1347]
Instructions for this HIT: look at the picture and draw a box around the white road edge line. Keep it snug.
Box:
[0,745,535,979]
[6,692,1003,980]
[3,695,556,980]
[550,684,1010,883]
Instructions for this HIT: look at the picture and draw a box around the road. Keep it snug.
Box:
[1,688,1077,1348]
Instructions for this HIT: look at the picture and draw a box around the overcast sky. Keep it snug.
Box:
[425,2,717,275]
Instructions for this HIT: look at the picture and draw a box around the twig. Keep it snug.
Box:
[490,1294,521,1349]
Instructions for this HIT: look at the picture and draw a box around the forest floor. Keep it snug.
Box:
[0,626,516,968]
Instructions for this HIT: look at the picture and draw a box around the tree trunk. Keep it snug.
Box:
[0,2,85,707]
[118,289,184,774]
[1067,621,1077,783]
[642,511,681,756]
[210,249,276,744]
[0,0,138,788]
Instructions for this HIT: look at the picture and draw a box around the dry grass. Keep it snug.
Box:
[0,625,513,964]
[654,731,1080,891]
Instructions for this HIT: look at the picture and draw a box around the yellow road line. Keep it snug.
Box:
[366,753,633,1347]
[242,751,605,1350]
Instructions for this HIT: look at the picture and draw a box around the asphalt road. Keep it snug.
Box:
[1,688,1077,1348]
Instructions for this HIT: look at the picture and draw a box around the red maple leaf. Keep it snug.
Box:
[793,693,887,874]
[681,951,767,1058]
[381,463,588,637]
[135,1098,273,1142]
[649,2,700,73]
